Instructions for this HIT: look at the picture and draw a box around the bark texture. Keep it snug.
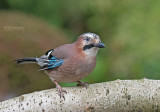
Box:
[0,79,160,112]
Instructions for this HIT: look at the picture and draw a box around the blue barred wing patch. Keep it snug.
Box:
[47,57,64,69]
[39,56,64,70]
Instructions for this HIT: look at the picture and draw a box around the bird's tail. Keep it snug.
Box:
[15,57,37,64]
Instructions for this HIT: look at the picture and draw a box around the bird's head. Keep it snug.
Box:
[76,32,105,57]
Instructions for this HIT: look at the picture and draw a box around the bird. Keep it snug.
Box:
[15,32,105,99]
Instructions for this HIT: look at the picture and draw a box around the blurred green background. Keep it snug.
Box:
[0,0,160,101]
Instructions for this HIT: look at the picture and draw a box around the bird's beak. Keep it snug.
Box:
[94,42,106,48]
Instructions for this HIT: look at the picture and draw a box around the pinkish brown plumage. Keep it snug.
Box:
[16,32,105,99]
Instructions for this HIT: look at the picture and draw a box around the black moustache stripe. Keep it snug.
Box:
[83,44,94,51]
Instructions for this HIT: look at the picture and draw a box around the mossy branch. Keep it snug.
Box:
[0,79,160,112]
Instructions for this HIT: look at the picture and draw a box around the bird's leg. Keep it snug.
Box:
[53,80,67,100]
[77,81,89,89]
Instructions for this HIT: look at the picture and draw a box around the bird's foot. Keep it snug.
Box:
[54,80,67,100]
[56,85,67,100]
[77,81,89,89]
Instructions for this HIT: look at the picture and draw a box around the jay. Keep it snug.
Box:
[16,32,105,99]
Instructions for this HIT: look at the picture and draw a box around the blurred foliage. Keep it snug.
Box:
[0,0,160,101]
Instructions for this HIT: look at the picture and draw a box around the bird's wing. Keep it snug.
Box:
[38,43,75,70]
[38,49,64,70]
[37,44,75,70]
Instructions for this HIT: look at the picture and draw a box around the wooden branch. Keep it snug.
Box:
[0,79,160,112]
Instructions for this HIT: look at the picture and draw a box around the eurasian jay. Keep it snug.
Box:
[16,32,105,99]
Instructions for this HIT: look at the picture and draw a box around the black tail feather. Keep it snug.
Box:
[15,58,37,64]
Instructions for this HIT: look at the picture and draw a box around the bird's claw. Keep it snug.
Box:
[77,81,89,89]
[57,86,67,100]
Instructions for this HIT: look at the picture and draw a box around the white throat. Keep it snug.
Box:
[84,48,98,57]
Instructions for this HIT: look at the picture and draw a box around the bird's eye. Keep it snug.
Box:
[85,37,90,42]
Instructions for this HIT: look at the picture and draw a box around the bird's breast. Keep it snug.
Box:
[46,57,96,82]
